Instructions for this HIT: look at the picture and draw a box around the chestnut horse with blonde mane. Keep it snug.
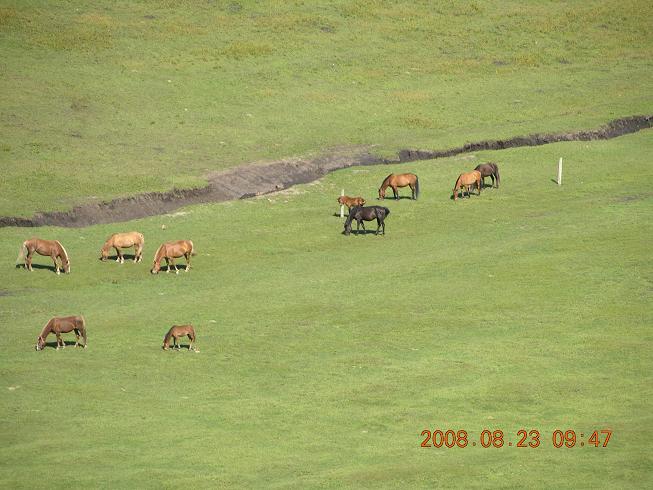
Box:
[452,170,482,201]
[151,240,195,274]
[17,238,70,274]
[35,315,87,351]
[100,231,144,263]
[378,173,419,200]
[337,195,366,210]
[163,325,197,351]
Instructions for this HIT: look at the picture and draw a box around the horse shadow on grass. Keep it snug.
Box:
[341,229,386,236]
[103,254,138,262]
[38,340,83,350]
[15,263,57,273]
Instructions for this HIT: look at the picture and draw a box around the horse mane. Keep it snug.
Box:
[38,318,53,339]
[189,240,196,256]
[163,327,174,345]
[454,174,463,189]
[56,241,70,264]
[153,243,165,262]
[381,174,393,187]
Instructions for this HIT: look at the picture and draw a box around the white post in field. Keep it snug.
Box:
[340,189,345,218]
[557,157,563,185]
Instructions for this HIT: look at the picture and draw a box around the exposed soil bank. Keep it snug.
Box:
[1,115,650,228]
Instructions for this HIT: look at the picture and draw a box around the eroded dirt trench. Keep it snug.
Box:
[1,115,650,228]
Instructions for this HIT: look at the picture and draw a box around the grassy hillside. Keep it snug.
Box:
[1,0,652,216]
[0,134,651,487]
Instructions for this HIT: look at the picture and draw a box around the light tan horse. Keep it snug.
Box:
[378,173,420,200]
[151,240,195,274]
[452,170,482,201]
[35,315,87,351]
[162,325,198,351]
[100,232,144,263]
[337,195,366,210]
[17,238,70,274]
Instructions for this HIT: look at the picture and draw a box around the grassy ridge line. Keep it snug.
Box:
[1,0,652,215]
[0,134,650,487]
[0,115,651,227]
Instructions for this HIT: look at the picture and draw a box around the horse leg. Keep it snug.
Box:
[74,329,80,347]
[26,251,32,271]
[185,253,191,272]
[171,258,179,274]
[114,247,121,263]
[393,186,398,200]
[410,184,415,200]
[52,254,60,275]
[56,333,63,349]
[165,257,170,273]
[375,218,381,235]
[188,334,193,351]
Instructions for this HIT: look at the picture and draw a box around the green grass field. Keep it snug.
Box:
[1,0,652,488]
[1,133,651,487]
[0,0,651,216]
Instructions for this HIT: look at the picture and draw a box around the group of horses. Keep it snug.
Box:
[34,315,197,352]
[452,163,501,200]
[338,163,500,234]
[17,233,195,275]
[24,162,500,350]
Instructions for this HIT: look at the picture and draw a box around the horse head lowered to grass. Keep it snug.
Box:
[378,173,419,200]
[17,238,70,274]
[151,240,195,274]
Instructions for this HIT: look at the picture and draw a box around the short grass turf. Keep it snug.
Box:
[1,0,652,216]
[0,133,651,488]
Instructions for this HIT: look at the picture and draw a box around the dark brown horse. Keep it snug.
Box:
[452,170,482,201]
[344,206,390,235]
[151,240,195,274]
[475,163,500,188]
[163,325,198,351]
[100,231,144,263]
[17,238,70,274]
[35,315,87,350]
[378,173,419,200]
[337,195,366,210]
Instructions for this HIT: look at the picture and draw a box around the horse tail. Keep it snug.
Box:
[79,315,87,346]
[16,241,27,265]
[189,240,196,256]
[384,207,390,216]
[494,164,500,186]
[414,175,420,199]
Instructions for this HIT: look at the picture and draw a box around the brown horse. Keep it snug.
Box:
[475,162,500,189]
[452,170,482,201]
[17,238,70,274]
[35,315,87,351]
[100,231,144,263]
[378,173,419,200]
[163,325,197,351]
[151,240,195,274]
[337,195,366,210]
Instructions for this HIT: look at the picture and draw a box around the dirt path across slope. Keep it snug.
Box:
[1,114,650,228]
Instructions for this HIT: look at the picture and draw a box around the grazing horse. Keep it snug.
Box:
[452,170,482,201]
[337,195,366,211]
[378,173,419,200]
[475,163,500,188]
[344,206,390,235]
[151,240,195,274]
[17,238,70,274]
[100,231,144,263]
[163,325,197,351]
[35,315,87,351]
